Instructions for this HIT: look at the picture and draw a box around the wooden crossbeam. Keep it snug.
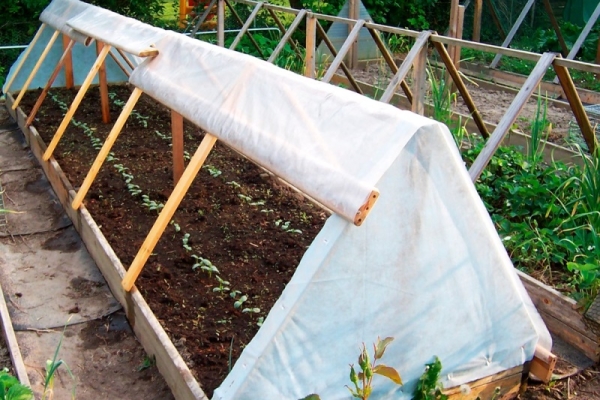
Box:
[322,20,365,83]
[26,38,75,127]
[267,10,306,63]
[316,21,363,94]
[43,44,112,161]
[71,88,143,210]
[12,29,60,110]
[490,0,536,68]
[3,23,46,94]
[432,39,490,138]
[305,13,316,78]
[470,52,556,181]
[380,31,430,104]
[228,1,265,57]
[122,133,218,291]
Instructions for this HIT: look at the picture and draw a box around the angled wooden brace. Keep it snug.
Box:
[267,10,307,63]
[3,23,47,94]
[229,1,264,53]
[322,19,366,84]
[469,52,556,181]
[490,0,536,68]
[225,0,264,57]
[267,8,303,59]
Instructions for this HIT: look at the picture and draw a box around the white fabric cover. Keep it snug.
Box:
[66,6,167,57]
[39,0,91,44]
[214,123,551,399]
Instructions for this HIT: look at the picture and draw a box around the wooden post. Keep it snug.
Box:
[433,39,490,138]
[122,133,218,291]
[12,29,60,110]
[542,0,569,56]
[3,23,46,94]
[448,0,459,64]
[469,53,556,181]
[72,88,143,210]
[229,2,263,52]
[267,10,307,63]
[225,0,265,58]
[411,36,428,115]
[218,0,225,47]
[530,346,557,383]
[316,21,363,94]
[62,34,74,89]
[472,0,482,42]
[43,45,112,161]
[322,20,365,83]
[367,27,413,103]
[171,110,185,185]
[96,41,111,124]
[554,61,597,153]
[26,39,75,127]
[453,5,465,69]
[348,0,359,69]
[305,13,316,78]
[490,0,536,68]
[380,31,430,104]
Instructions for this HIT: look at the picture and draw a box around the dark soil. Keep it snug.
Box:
[20,85,327,396]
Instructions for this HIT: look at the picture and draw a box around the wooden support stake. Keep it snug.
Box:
[484,0,506,39]
[218,0,225,47]
[554,60,597,153]
[530,346,557,383]
[472,0,482,42]
[229,2,264,54]
[432,40,490,138]
[354,190,379,226]
[12,29,60,110]
[72,88,143,210]
[452,6,465,69]
[108,49,131,78]
[348,0,359,69]
[469,52,556,181]
[96,41,111,124]
[268,8,303,59]
[43,44,112,161]
[316,21,363,94]
[490,0,536,68]
[322,20,365,83]
[4,23,46,94]
[542,0,569,56]
[225,0,265,58]
[62,34,74,89]
[411,35,428,115]
[367,28,413,104]
[122,134,219,291]
[26,39,75,127]
[305,13,316,78]
[380,31,430,104]
[448,0,459,64]
[267,10,307,63]
[171,110,185,185]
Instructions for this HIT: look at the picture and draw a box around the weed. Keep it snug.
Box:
[137,355,156,372]
[0,368,33,400]
[42,321,76,400]
[412,356,447,400]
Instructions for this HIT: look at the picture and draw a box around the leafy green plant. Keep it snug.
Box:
[412,356,447,400]
[0,369,33,400]
[275,219,302,234]
[233,294,247,309]
[213,275,231,293]
[192,255,219,277]
[347,337,402,400]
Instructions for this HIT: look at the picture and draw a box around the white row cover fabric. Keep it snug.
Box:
[66,6,167,58]
[215,121,551,399]
[39,0,91,45]
[129,31,415,223]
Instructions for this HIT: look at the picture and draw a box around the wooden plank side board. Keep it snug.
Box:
[444,365,523,399]
[0,279,31,386]
[6,94,206,400]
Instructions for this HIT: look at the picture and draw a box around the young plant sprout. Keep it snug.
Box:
[275,219,302,234]
[242,307,260,314]
[182,234,192,251]
[192,256,219,277]
[233,295,248,309]
[204,165,222,178]
[213,276,231,293]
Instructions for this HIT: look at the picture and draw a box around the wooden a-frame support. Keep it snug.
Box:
[3,24,47,95]
[490,0,536,68]
[228,1,265,56]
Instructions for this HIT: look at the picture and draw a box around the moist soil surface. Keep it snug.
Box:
[20,85,327,396]
[19,85,599,398]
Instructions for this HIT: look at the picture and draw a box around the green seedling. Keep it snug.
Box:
[230,290,241,298]
[347,337,402,400]
[42,320,76,400]
[226,181,241,189]
[213,276,231,293]
[275,219,302,234]
[0,368,33,400]
[170,220,181,232]
[204,165,222,178]
[192,256,219,277]
[242,307,260,314]
[182,233,192,251]
[238,194,252,202]
[233,295,248,309]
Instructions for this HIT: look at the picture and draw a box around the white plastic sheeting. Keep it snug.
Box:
[39,0,92,45]
[126,31,551,398]
[66,6,167,58]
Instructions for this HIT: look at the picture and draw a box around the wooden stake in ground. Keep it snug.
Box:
[12,29,60,110]
[43,44,112,161]
[122,134,218,291]
[305,13,316,78]
[97,41,111,124]
[472,0,482,42]
[71,88,143,210]
[62,34,74,89]
[3,24,47,94]
[348,0,359,69]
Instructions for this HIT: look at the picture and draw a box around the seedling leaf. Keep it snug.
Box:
[373,364,402,385]
[374,336,394,360]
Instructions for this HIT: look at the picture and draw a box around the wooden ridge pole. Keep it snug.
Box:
[305,13,316,78]
[229,1,264,55]
[316,21,363,94]
[267,10,307,63]
[553,60,597,153]
[469,52,556,181]
[225,0,265,57]
[43,44,112,161]
[122,133,218,291]
[72,88,143,210]
[12,29,60,110]
[366,27,413,103]
[322,20,365,83]
[26,38,76,127]
[4,23,47,94]
[432,39,490,138]
[171,110,185,185]
[97,41,111,124]
[490,0,536,68]
[380,31,430,104]
[542,0,568,56]
[472,0,482,42]
[62,34,74,89]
